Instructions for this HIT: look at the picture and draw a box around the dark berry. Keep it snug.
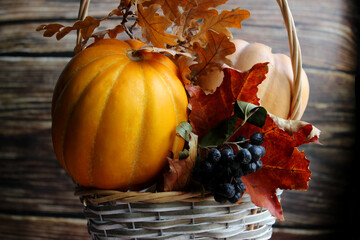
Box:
[230,163,244,178]
[243,162,257,175]
[221,148,235,162]
[215,183,236,198]
[228,191,242,204]
[250,132,264,145]
[207,148,221,163]
[235,135,247,144]
[258,145,266,158]
[248,145,264,162]
[235,180,246,193]
[255,160,263,171]
[214,165,231,182]
[236,148,252,164]
[193,168,211,183]
[199,160,213,172]
[214,193,227,203]
[206,178,218,191]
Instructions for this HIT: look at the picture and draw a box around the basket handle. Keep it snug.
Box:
[276,0,303,120]
[76,0,303,120]
[76,0,90,47]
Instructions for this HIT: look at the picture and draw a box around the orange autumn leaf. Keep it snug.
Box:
[176,55,195,84]
[161,132,198,191]
[196,8,250,41]
[37,16,101,41]
[181,0,228,22]
[73,16,101,39]
[36,23,64,37]
[137,4,178,48]
[187,63,269,138]
[92,25,126,40]
[191,30,235,85]
[235,114,320,220]
[144,0,183,25]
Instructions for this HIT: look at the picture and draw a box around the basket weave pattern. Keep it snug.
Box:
[76,0,303,239]
[82,192,282,239]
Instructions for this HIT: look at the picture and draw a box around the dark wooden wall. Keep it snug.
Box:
[0,0,358,239]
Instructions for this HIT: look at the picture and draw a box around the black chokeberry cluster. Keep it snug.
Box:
[192,132,265,204]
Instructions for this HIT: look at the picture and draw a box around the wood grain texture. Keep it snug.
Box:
[0,0,358,239]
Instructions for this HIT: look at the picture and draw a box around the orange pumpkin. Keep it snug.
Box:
[229,39,309,120]
[51,39,188,190]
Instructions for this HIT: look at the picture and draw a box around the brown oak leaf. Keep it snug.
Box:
[190,30,235,87]
[144,0,183,25]
[161,132,198,191]
[73,16,101,39]
[196,7,250,41]
[176,55,195,84]
[137,4,178,48]
[181,0,228,22]
[36,23,64,37]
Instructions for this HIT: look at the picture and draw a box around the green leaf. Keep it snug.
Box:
[235,100,267,127]
[176,121,193,142]
[198,114,238,147]
[178,149,189,159]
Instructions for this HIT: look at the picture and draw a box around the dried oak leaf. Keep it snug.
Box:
[37,16,101,41]
[176,55,195,84]
[186,63,269,138]
[144,0,183,25]
[92,25,126,40]
[36,23,64,37]
[236,114,320,220]
[73,16,101,39]
[137,4,178,48]
[181,0,228,22]
[161,132,198,191]
[190,30,235,89]
[196,7,250,41]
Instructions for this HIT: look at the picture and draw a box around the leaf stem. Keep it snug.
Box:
[223,120,245,144]
[223,107,260,143]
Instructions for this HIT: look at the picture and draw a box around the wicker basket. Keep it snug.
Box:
[75,0,304,239]
[76,188,283,239]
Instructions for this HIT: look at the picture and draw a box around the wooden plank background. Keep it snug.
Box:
[0,0,358,239]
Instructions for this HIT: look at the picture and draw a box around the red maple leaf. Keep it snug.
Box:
[187,65,320,220]
[186,62,269,138]
[235,114,320,220]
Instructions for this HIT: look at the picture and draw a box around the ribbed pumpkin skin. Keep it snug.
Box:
[51,39,188,190]
[229,39,309,120]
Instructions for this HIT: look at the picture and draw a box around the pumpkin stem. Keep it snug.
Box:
[127,50,143,62]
